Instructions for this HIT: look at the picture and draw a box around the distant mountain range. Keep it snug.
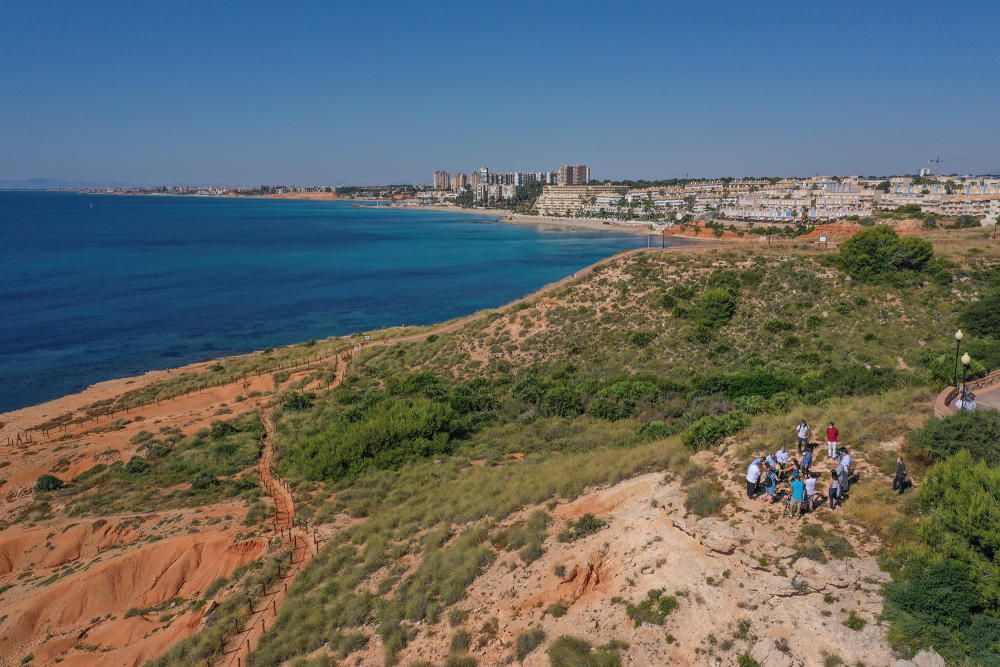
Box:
[0,178,139,190]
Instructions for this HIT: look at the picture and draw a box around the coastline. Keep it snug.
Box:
[357,203,658,236]
[0,246,657,431]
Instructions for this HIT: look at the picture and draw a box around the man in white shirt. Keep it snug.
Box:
[840,450,852,492]
[746,459,762,499]
[804,473,817,511]
[775,447,790,478]
[796,420,811,454]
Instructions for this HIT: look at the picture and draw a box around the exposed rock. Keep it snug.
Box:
[694,517,740,554]
[750,638,802,667]
[913,649,946,667]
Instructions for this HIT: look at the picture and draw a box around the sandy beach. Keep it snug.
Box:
[358,203,659,236]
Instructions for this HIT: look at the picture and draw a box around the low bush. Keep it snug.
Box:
[282,392,315,412]
[691,288,738,328]
[285,396,462,480]
[636,421,676,441]
[844,610,866,631]
[630,330,656,347]
[682,412,749,450]
[558,513,607,542]
[125,457,151,475]
[684,480,726,516]
[885,451,1000,663]
[35,474,64,492]
[547,635,621,667]
[626,589,679,626]
[959,291,1000,339]
[836,225,946,284]
[515,627,546,662]
[908,409,1000,464]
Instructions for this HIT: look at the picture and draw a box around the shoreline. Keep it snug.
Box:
[0,202,710,422]
[0,244,689,430]
[356,203,659,236]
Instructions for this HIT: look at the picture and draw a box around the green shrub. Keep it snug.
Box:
[285,396,462,480]
[886,451,1000,663]
[558,513,606,542]
[636,421,676,441]
[450,629,470,653]
[541,383,584,418]
[282,391,316,411]
[190,473,219,490]
[35,474,64,492]
[626,589,679,626]
[763,318,794,334]
[125,457,151,475]
[959,291,1000,338]
[681,412,749,450]
[844,610,866,630]
[547,635,621,667]
[544,601,568,618]
[836,225,938,284]
[630,330,656,347]
[515,627,546,661]
[684,480,726,516]
[691,288,738,328]
[909,410,1000,464]
[209,420,238,439]
[586,397,631,421]
[692,370,791,399]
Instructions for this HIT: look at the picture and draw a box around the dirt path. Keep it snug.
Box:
[216,409,317,667]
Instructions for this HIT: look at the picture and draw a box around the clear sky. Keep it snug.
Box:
[2,1,998,185]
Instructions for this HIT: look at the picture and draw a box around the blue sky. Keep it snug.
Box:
[1,1,998,184]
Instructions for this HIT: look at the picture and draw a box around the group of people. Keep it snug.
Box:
[745,420,868,515]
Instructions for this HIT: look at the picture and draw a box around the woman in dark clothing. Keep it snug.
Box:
[829,469,841,509]
[892,456,907,494]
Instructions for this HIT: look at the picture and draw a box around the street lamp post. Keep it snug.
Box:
[960,352,972,409]
[953,330,964,386]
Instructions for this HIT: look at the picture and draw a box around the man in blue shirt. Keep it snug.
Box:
[801,449,813,475]
[788,477,805,517]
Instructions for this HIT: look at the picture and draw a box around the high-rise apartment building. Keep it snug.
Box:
[452,172,468,190]
[433,170,450,190]
[558,164,590,186]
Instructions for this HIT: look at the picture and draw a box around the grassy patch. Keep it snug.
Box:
[626,589,679,627]
[547,635,622,667]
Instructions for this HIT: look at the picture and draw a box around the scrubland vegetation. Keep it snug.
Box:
[45,225,1000,665]
[25,412,264,520]
[243,225,1000,665]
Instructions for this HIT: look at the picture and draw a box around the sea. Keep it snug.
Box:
[0,191,685,413]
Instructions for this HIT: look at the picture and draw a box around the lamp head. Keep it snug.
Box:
[961,353,972,366]
[955,330,964,341]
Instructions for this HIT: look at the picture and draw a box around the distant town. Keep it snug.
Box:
[75,162,1000,230]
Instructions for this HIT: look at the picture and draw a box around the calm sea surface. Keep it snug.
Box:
[0,191,671,412]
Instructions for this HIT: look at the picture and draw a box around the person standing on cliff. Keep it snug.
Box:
[893,457,907,494]
[746,457,762,499]
[796,420,811,454]
[825,422,839,459]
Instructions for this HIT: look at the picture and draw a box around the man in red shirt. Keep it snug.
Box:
[826,422,839,459]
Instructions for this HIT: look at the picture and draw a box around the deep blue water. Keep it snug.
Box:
[0,191,661,412]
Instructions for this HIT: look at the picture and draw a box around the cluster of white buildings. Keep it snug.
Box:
[719,176,1000,224]
[534,175,1000,225]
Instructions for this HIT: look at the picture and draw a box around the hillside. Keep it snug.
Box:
[1,226,999,667]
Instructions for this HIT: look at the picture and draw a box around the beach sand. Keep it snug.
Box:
[359,203,658,236]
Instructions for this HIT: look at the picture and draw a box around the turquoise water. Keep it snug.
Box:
[0,191,671,412]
